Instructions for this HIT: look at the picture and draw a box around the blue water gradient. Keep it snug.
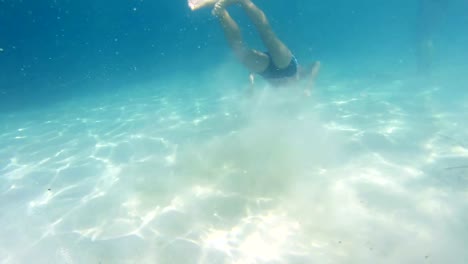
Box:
[1,0,467,263]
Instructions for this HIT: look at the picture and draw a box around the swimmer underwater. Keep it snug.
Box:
[190,0,320,95]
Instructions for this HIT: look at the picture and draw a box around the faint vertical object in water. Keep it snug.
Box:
[416,0,449,74]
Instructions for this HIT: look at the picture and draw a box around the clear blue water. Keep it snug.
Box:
[1,0,467,263]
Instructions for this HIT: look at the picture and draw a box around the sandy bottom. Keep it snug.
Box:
[1,73,467,264]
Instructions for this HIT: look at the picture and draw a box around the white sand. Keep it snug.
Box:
[0,69,467,263]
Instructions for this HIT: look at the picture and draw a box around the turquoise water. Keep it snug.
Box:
[1,0,468,263]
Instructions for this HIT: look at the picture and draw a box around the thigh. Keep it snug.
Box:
[260,29,293,69]
[238,49,270,73]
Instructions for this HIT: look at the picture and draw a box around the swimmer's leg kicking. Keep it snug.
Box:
[213,0,293,73]
[191,0,320,93]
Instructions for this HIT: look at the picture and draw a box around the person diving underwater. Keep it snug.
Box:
[190,0,320,95]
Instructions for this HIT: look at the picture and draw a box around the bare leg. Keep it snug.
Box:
[238,0,292,68]
[303,61,321,97]
[212,1,270,73]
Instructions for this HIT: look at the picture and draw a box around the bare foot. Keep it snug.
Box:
[212,0,246,16]
[188,0,218,11]
[211,1,225,16]
[190,0,244,11]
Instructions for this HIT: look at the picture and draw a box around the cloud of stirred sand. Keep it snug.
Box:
[146,61,468,263]
[2,59,467,263]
